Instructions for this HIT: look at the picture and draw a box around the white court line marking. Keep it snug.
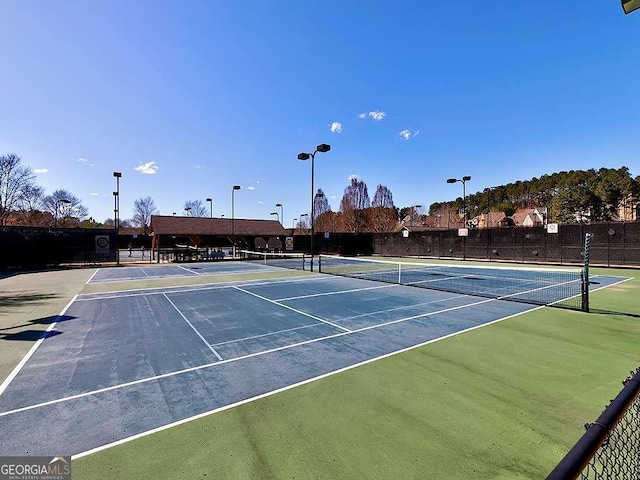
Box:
[72,305,541,460]
[589,277,633,294]
[76,275,329,301]
[276,284,396,301]
[175,265,200,275]
[232,286,352,333]
[2,277,628,419]
[210,323,326,347]
[337,294,466,322]
[139,267,150,278]
[80,272,327,296]
[0,295,79,397]
[85,269,100,285]
[0,295,497,419]
[162,293,223,361]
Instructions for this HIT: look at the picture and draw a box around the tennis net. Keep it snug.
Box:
[240,250,307,270]
[318,255,587,311]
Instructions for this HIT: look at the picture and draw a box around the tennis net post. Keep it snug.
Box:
[581,232,592,313]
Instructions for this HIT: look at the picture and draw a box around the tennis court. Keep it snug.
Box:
[0,258,628,460]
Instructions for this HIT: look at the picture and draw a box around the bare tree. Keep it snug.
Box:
[133,196,158,235]
[14,184,46,226]
[43,189,88,227]
[183,199,207,217]
[314,211,337,233]
[367,207,398,232]
[313,189,331,220]
[372,185,394,209]
[0,153,36,226]
[340,178,370,233]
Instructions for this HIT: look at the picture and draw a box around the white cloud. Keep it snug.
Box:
[257,201,264,204]
[90,192,99,196]
[399,129,420,140]
[358,113,366,119]
[134,162,159,174]
[368,111,386,121]
[348,174,358,181]
[248,186,255,190]
[330,121,342,133]
[34,168,48,174]
[330,195,337,199]
[76,157,94,166]
[196,165,205,169]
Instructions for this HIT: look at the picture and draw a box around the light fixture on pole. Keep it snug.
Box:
[270,212,279,223]
[232,185,241,257]
[55,198,71,228]
[184,207,192,216]
[446,175,471,260]
[411,204,422,227]
[299,213,308,236]
[113,172,122,265]
[206,198,213,218]
[292,218,297,229]
[275,203,284,226]
[298,143,331,272]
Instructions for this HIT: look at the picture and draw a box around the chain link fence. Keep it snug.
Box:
[547,368,640,479]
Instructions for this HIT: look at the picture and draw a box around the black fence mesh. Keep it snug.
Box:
[547,368,640,480]
[2,223,639,270]
[0,227,117,269]
[579,392,640,479]
[374,223,640,266]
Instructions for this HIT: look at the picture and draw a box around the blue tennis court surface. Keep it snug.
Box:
[0,264,628,457]
[89,261,278,282]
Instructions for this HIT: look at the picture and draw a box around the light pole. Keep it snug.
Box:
[184,206,192,216]
[411,204,422,227]
[270,212,279,223]
[292,218,297,230]
[447,176,471,260]
[206,198,213,218]
[275,203,284,226]
[55,198,71,228]
[298,143,331,271]
[113,172,121,265]
[299,213,308,236]
[232,185,241,257]
[484,187,494,228]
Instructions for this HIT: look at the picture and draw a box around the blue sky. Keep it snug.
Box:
[1,1,638,226]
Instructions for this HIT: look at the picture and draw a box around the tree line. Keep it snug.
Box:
[429,167,639,224]
[2,152,637,233]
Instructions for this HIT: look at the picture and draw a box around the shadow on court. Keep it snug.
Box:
[0,329,63,341]
[590,308,640,319]
[0,315,77,332]
[0,293,59,308]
